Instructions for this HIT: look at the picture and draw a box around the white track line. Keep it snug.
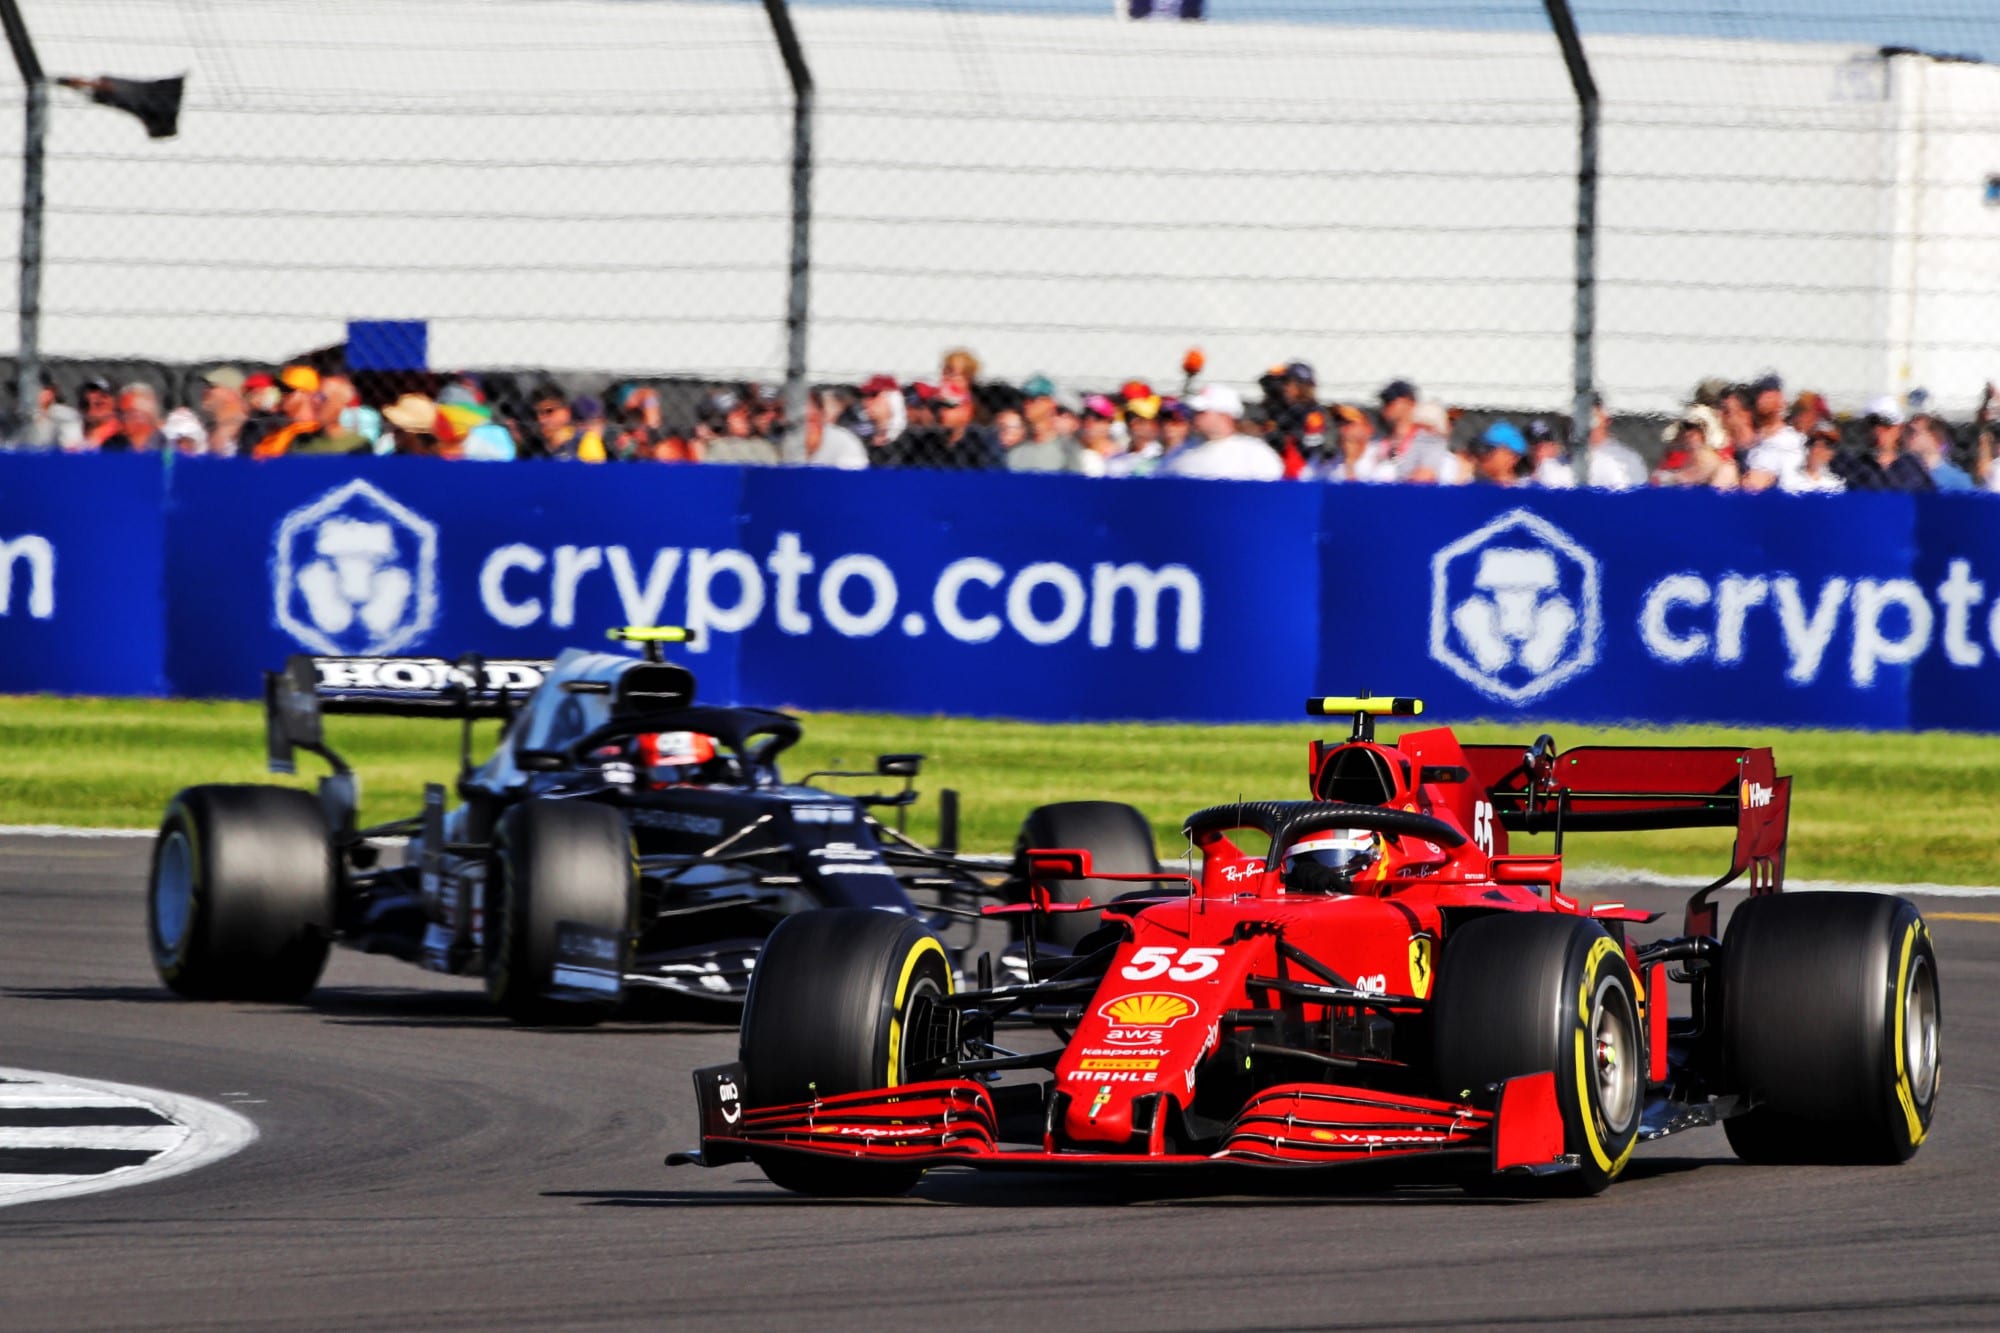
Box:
[0,1069,257,1209]
[0,825,153,839]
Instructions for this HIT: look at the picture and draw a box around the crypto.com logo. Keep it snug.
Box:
[1429,509,1600,704]
[273,480,438,655]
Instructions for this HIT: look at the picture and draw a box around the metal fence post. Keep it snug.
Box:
[1543,0,1598,451]
[1,0,45,441]
[762,0,814,463]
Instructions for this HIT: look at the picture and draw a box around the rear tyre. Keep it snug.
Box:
[1720,892,1939,1165]
[149,785,332,1003]
[740,908,953,1197]
[486,799,634,1026]
[1433,913,1642,1196]
[1010,801,1159,950]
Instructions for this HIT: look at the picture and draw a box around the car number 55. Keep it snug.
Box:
[1121,946,1225,981]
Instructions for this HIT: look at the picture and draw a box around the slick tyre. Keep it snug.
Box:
[739,908,953,1197]
[1010,801,1160,950]
[1720,892,1940,1165]
[149,785,333,1003]
[1434,913,1642,1196]
[486,799,635,1026]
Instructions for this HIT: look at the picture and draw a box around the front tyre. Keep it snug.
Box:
[1433,913,1642,1196]
[739,908,953,1196]
[1721,892,1940,1164]
[487,798,635,1026]
[149,785,332,1002]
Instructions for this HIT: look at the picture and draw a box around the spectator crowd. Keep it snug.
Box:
[13,346,2000,496]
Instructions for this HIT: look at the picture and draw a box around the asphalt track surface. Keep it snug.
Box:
[2,833,1995,1331]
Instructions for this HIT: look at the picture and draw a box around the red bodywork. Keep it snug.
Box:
[680,720,1789,1181]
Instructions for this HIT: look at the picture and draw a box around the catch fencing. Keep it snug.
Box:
[2,1,1999,419]
[7,453,2000,732]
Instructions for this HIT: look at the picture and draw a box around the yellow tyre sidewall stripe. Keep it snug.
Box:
[885,934,951,1089]
[1892,919,1930,1148]
[1573,934,1635,1179]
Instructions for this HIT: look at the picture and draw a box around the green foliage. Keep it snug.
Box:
[2,697,1993,885]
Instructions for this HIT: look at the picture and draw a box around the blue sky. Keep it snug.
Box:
[787,1,2000,66]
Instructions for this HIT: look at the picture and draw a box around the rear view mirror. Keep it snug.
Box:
[876,753,922,778]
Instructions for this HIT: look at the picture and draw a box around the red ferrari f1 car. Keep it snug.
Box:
[670,696,1941,1197]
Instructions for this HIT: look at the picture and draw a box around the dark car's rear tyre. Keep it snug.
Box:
[1011,801,1160,950]
[740,908,953,1197]
[487,798,635,1026]
[1434,913,1642,1196]
[1720,892,1939,1165]
[149,785,332,1003]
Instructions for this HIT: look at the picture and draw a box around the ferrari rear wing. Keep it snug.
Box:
[1460,738,1790,933]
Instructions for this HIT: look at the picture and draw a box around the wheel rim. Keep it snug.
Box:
[1591,976,1640,1136]
[1905,953,1940,1106]
[895,974,944,1082]
[154,831,194,955]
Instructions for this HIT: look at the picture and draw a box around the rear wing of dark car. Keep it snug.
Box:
[1459,739,1790,938]
[263,654,554,777]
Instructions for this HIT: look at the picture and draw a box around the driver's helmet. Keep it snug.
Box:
[1279,829,1381,895]
[636,730,720,784]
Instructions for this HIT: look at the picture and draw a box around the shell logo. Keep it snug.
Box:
[1099,992,1196,1027]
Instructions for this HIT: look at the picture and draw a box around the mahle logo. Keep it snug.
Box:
[1430,508,1601,704]
[273,480,438,655]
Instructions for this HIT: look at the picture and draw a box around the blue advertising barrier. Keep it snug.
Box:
[0,454,166,695]
[5,453,2000,731]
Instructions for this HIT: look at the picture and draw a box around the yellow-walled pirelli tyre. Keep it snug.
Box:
[1433,912,1642,1196]
[1721,892,1939,1165]
[149,785,333,1003]
[739,908,953,1197]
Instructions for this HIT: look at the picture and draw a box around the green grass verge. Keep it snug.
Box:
[3,696,1994,885]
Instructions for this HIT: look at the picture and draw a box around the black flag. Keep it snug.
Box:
[59,75,184,139]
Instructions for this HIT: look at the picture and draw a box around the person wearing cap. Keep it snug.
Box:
[1578,396,1646,490]
[16,370,81,451]
[252,374,370,457]
[1837,397,1931,492]
[1006,375,1080,473]
[76,377,119,449]
[1778,422,1845,494]
[1467,421,1529,486]
[1654,407,1740,490]
[1263,360,1327,477]
[884,384,999,470]
[1161,384,1285,481]
[853,375,903,451]
[698,388,779,467]
[197,366,249,456]
[1521,418,1574,488]
[530,383,609,462]
[1370,379,1449,483]
[1312,403,1389,483]
[1116,393,1164,475]
[1740,373,1807,491]
[1074,395,1128,477]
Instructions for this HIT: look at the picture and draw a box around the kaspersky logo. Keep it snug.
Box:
[273,480,438,655]
[1098,992,1195,1044]
[1430,508,1601,705]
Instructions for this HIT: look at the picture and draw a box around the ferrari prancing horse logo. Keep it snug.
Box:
[1408,935,1434,998]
